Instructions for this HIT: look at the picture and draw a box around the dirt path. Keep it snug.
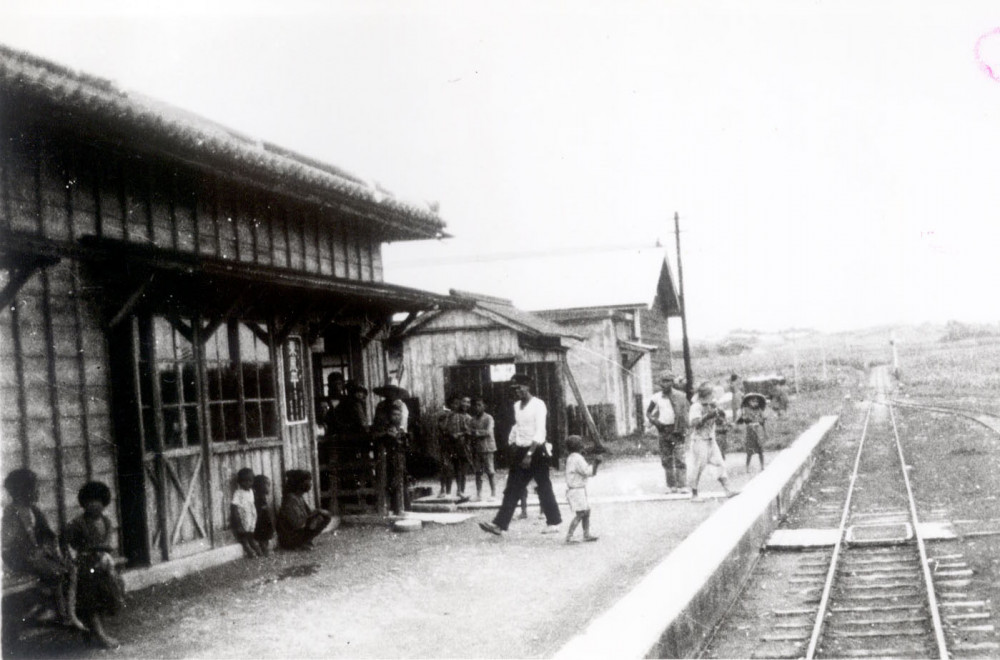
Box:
[10,456,770,659]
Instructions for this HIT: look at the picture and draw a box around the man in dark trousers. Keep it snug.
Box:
[646,372,690,493]
[479,374,562,536]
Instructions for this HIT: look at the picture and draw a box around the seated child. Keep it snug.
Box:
[276,470,332,551]
[2,468,84,630]
[737,393,767,473]
[564,436,601,543]
[231,468,262,558]
[64,481,125,649]
[252,475,275,556]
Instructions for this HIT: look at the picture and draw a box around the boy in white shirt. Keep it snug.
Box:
[564,436,601,543]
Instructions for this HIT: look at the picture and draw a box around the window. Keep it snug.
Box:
[138,316,201,450]
[203,320,277,443]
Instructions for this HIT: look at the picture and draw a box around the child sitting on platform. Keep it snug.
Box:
[231,468,262,558]
[276,470,332,551]
[252,475,275,556]
[2,468,84,631]
[65,481,125,649]
[564,436,601,543]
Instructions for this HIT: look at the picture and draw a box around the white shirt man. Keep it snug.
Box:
[479,376,563,535]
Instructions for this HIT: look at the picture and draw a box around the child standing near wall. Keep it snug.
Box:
[252,475,275,556]
[64,481,125,649]
[231,468,262,558]
[564,436,601,543]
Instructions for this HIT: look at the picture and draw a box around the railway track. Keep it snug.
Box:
[890,398,1000,436]
[708,368,999,659]
[802,372,947,658]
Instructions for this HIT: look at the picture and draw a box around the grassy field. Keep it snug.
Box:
[602,322,1000,457]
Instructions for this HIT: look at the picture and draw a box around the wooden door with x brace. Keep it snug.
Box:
[121,314,212,564]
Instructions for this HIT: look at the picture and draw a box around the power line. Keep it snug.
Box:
[389,240,663,268]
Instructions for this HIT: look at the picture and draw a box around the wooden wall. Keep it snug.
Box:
[1,121,392,559]
[0,258,120,549]
[1,130,385,282]
[642,302,673,381]
[399,323,520,412]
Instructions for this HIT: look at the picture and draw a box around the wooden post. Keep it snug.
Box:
[792,340,800,394]
[674,212,694,399]
[890,331,899,378]
[561,358,607,451]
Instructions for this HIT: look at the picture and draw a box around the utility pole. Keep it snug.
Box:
[674,212,694,400]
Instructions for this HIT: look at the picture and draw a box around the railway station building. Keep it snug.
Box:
[0,46,457,571]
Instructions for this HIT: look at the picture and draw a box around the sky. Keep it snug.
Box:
[2,1,999,339]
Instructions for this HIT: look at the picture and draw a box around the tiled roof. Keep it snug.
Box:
[0,45,446,240]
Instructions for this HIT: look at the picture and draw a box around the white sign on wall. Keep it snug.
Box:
[490,363,516,383]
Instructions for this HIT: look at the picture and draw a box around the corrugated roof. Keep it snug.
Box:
[0,45,446,241]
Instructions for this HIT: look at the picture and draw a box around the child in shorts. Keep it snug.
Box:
[564,436,601,543]
[231,468,262,558]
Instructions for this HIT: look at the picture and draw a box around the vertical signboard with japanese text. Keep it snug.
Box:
[284,336,307,424]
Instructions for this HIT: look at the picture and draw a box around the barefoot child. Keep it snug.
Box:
[252,475,275,556]
[737,393,767,474]
[564,436,601,543]
[2,468,84,630]
[231,468,262,558]
[64,481,125,649]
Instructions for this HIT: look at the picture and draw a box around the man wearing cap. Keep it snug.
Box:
[687,382,737,500]
[479,375,562,536]
[646,372,690,493]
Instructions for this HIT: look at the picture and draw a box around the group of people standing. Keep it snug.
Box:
[647,371,773,500]
[319,377,412,514]
[435,394,498,502]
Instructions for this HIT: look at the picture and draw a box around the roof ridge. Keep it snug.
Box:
[449,288,514,306]
[0,44,444,236]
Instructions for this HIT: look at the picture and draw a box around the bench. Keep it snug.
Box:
[2,571,45,645]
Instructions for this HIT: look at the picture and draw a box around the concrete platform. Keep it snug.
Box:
[554,415,840,660]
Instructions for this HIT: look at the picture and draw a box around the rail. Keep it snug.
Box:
[803,401,873,659]
[805,367,948,659]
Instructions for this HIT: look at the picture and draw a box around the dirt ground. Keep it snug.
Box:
[7,451,774,660]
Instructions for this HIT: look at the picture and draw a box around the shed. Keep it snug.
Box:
[531,249,681,436]
[533,304,658,437]
[0,46,455,570]
[391,290,580,465]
